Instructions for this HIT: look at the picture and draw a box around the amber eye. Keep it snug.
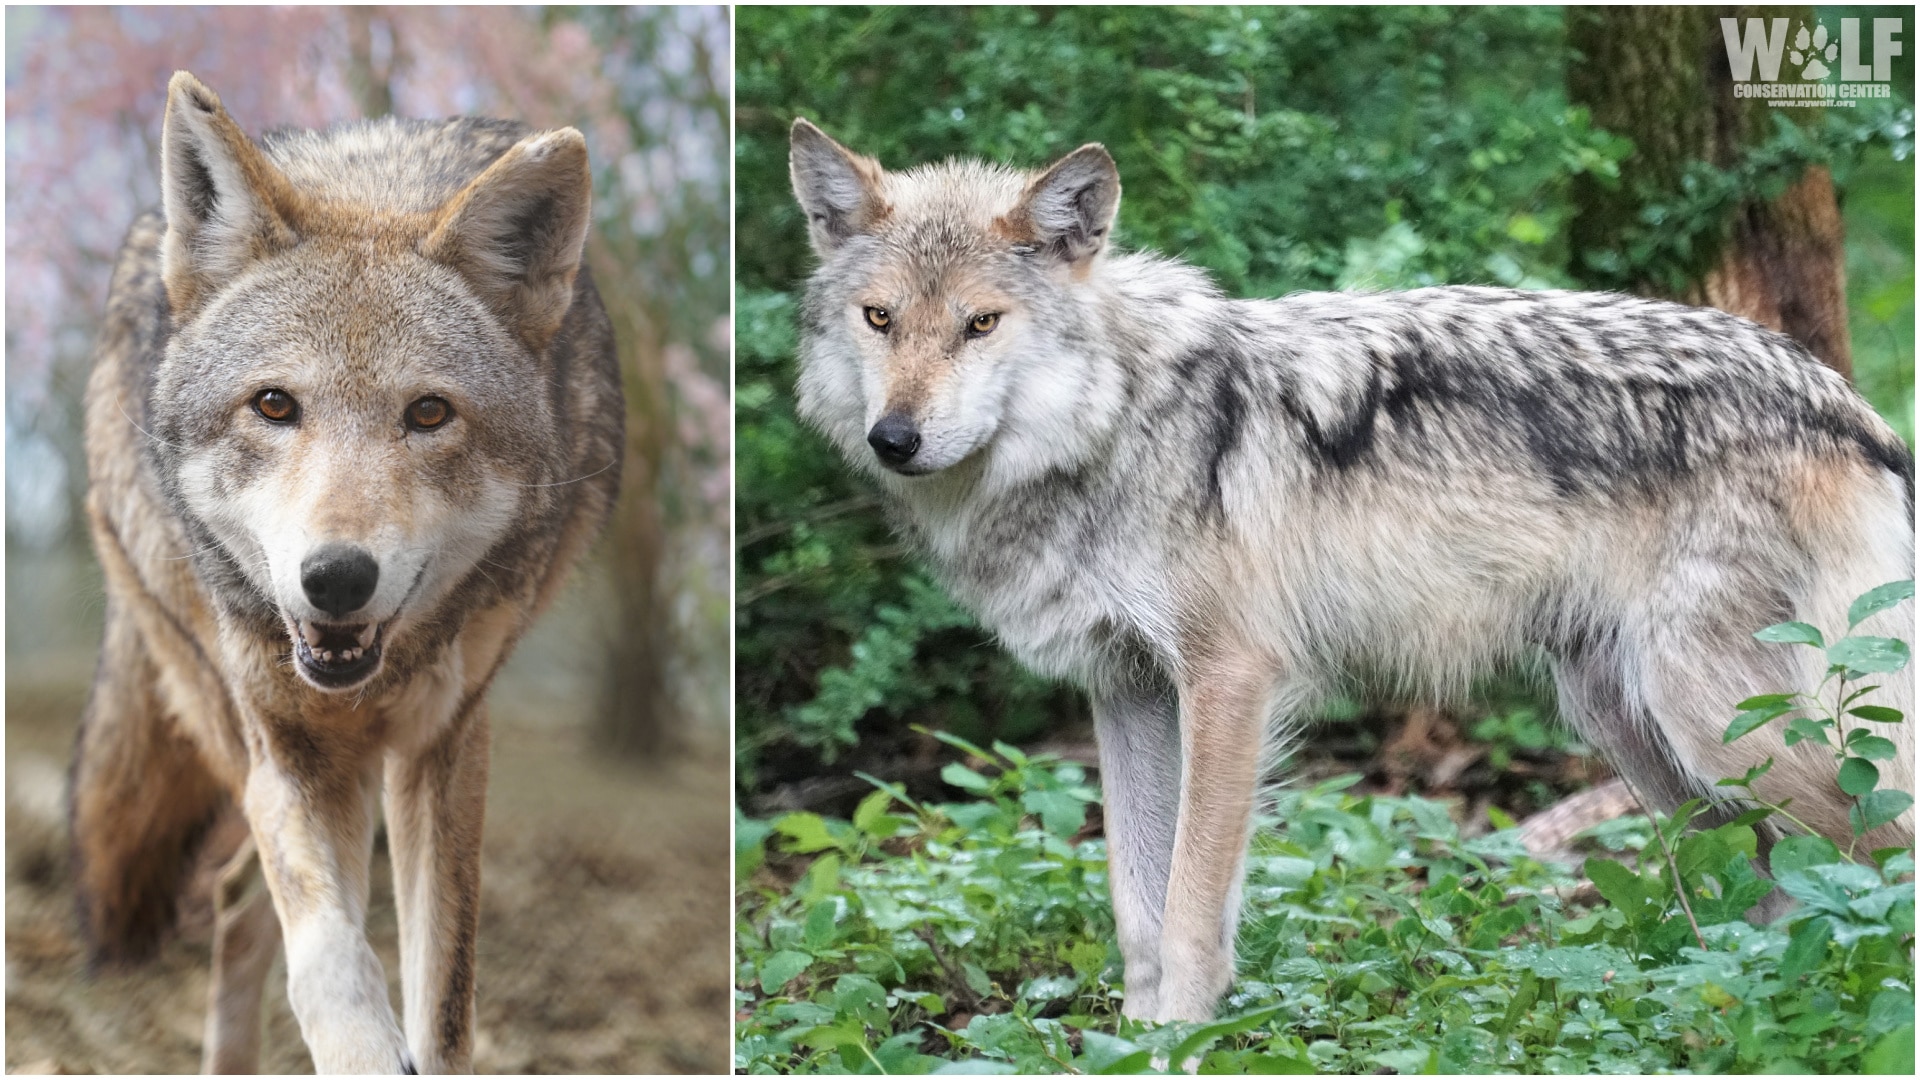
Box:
[405,396,453,431]
[252,388,299,423]
[863,306,891,331]
[967,312,1001,337]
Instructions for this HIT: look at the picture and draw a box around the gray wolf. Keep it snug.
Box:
[787,118,1914,1023]
[71,72,622,1072]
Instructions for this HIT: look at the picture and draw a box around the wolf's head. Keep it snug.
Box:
[149,72,593,693]
[788,120,1124,482]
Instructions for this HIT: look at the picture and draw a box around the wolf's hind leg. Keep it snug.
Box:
[1155,649,1274,1022]
[1092,671,1182,1021]
[203,835,281,1074]
[1550,648,1709,820]
[70,598,227,965]
[1552,634,1801,920]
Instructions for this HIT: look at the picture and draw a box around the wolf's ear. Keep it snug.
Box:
[423,128,592,354]
[159,71,301,320]
[790,118,888,253]
[1007,144,1120,264]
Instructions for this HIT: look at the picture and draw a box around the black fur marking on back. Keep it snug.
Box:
[1203,363,1246,516]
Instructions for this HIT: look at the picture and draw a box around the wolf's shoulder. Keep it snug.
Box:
[259,115,533,212]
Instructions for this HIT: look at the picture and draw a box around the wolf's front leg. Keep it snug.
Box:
[1091,674,1182,1021]
[384,705,490,1075]
[1155,650,1272,1022]
[244,754,412,1074]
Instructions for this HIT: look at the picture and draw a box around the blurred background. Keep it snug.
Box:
[6,6,729,1073]
[735,5,1913,823]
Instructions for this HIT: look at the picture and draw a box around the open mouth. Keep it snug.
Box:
[292,620,385,690]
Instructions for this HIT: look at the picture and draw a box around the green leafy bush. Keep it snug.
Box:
[738,585,1916,1074]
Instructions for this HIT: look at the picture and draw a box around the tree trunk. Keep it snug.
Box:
[587,241,678,758]
[345,8,398,120]
[1567,5,1851,377]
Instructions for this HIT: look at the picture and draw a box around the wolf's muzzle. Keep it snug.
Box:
[301,542,380,617]
[867,413,921,468]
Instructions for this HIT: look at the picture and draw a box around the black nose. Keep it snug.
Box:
[301,543,380,617]
[867,414,921,466]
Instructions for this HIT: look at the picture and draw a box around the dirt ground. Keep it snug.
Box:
[4,569,731,1075]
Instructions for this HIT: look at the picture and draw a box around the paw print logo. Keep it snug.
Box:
[1789,21,1838,80]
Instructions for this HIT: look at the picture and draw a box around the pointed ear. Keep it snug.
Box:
[790,118,888,253]
[422,128,592,354]
[1005,144,1120,264]
[159,71,301,320]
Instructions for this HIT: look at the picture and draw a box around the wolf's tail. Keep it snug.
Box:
[69,599,228,967]
[1791,456,1916,848]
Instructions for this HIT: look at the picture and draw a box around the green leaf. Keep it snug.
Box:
[1849,705,1906,724]
[1851,789,1914,834]
[1724,704,1791,743]
[1778,916,1833,980]
[1735,692,1799,710]
[1868,989,1917,1037]
[1077,1031,1149,1074]
[1847,579,1913,628]
[1717,757,1775,788]
[759,949,813,992]
[924,727,997,764]
[737,813,774,878]
[855,770,927,814]
[773,812,847,854]
[1864,1026,1915,1075]
[1756,621,1825,647]
[1827,635,1911,675]
[803,901,839,949]
[1848,734,1901,761]
[1585,857,1645,912]
[1022,786,1089,837]
[1771,834,1842,875]
[1167,1003,1288,1066]
[1839,756,1882,796]
[961,960,992,997]
[1783,716,1834,748]
[851,788,894,835]
[940,762,994,794]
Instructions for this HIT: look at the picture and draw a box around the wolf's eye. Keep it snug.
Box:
[967,313,1001,337]
[863,306,891,332]
[252,388,299,424]
[405,396,453,431]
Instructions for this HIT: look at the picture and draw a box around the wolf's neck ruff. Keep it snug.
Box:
[788,119,1914,1024]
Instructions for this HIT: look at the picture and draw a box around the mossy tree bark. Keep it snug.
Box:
[1568,5,1851,377]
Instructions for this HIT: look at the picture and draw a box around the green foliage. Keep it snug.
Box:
[1845,144,1916,444]
[740,586,1916,1072]
[739,763,1915,1074]
[1723,579,1915,859]
[1577,105,1913,297]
